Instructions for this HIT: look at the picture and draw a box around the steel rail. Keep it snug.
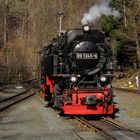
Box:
[113,87,140,94]
[0,79,40,111]
[75,117,116,140]
[102,117,140,135]
[0,89,35,111]
[75,116,140,140]
[0,88,31,102]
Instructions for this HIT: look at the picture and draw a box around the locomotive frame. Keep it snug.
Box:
[41,25,116,116]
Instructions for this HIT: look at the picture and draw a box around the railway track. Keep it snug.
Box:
[0,88,35,111]
[113,87,140,94]
[75,116,140,140]
[0,79,41,111]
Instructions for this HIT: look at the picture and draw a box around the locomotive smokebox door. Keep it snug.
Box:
[85,96,96,105]
[73,41,100,75]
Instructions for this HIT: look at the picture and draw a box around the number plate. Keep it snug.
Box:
[76,53,98,59]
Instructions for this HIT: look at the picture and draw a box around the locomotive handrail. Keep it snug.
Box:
[53,74,70,77]
[78,81,96,84]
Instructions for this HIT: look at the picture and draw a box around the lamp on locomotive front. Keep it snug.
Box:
[83,24,90,32]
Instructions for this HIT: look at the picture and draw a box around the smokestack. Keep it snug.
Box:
[81,0,120,25]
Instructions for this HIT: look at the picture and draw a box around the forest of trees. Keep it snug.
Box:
[105,0,140,69]
[0,0,139,83]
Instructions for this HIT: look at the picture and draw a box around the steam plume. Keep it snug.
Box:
[81,0,120,25]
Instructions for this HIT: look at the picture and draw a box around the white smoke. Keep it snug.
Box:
[81,0,120,25]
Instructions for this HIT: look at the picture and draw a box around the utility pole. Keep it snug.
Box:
[123,0,127,28]
[57,12,64,36]
[57,0,64,36]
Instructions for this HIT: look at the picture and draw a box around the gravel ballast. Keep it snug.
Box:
[0,96,80,140]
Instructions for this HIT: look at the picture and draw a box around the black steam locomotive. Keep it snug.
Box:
[41,25,115,115]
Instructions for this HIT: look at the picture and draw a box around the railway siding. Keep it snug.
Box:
[113,86,140,94]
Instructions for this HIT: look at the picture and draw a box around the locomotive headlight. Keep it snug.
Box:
[100,76,107,82]
[83,25,90,32]
[70,76,77,82]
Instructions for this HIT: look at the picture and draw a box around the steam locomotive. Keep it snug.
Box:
[41,25,116,115]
